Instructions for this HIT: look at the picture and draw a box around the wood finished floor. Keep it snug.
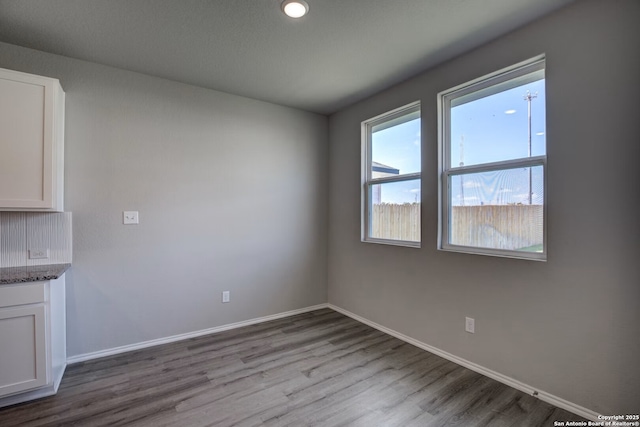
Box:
[0,308,586,427]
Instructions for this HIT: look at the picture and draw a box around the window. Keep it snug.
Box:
[439,57,546,260]
[362,102,421,247]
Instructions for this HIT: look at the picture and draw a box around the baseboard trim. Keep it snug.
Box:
[0,364,66,409]
[67,303,329,365]
[52,363,66,393]
[0,386,57,409]
[66,301,599,420]
[328,303,600,422]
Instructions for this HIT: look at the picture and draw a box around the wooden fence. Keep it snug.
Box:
[371,203,543,250]
[371,203,420,242]
[450,205,543,250]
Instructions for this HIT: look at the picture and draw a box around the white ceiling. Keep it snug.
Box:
[0,0,574,114]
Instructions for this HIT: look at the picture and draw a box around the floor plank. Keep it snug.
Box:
[0,308,587,426]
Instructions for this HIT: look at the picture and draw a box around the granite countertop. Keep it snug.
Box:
[0,263,71,285]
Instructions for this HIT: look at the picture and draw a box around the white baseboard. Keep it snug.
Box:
[0,364,66,409]
[52,363,66,393]
[0,385,57,409]
[67,303,329,365]
[66,301,599,421]
[328,303,600,422]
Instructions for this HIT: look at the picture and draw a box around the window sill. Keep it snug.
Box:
[362,238,421,249]
[439,244,546,261]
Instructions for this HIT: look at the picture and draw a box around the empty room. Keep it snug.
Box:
[0,0,638,426]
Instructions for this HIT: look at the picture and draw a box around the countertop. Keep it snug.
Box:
[0,263,70,285]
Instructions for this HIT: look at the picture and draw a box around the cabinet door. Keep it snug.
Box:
[0,69,57,209]
[0,304,48,397]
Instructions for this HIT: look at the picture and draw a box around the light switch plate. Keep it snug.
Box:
[123,211,139,225]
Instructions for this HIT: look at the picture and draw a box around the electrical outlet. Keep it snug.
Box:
[465,317,475,334]
[222,291,230,303]
[29,249,49,259]
[123,211,139,225]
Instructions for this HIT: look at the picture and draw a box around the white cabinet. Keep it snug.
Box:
[0,304,48,395]
[0,67,65,212]
[0,276,66,408]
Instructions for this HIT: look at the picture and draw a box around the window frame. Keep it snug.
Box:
[438,56,547,261]
[361,101,421,248]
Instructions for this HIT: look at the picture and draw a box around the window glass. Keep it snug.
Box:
[450,77,545,168]
[363,103,421,246]
[372,118,421,176]
[449,166,543,252]
[440,58,546,260]
[369,179,421,242]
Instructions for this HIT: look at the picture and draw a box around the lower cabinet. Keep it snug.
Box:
[0,304,48,395]
[0,275,66,407]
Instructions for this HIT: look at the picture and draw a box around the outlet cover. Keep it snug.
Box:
[29,249,49,259]
[222,291,230,303]
[465,317,475,334]
[123,211,139,225]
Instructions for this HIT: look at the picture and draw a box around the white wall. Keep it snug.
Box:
[328,0,639,415]
[0,42,329,358]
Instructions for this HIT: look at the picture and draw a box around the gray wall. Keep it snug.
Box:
[1,0,638,416]
[328,0,639,416]
[0,42,329,357]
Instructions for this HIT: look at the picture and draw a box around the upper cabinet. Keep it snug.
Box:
[0,67,65,212]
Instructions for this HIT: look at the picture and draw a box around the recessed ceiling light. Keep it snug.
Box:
[504,109,517,114]
[282,0,309,18]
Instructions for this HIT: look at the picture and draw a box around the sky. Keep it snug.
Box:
[371,78,546,206]
[371,118,421,203]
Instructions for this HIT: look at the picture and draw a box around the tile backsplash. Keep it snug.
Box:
[0,212,72,268]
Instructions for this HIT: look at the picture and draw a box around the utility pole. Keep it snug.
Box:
[460,135,465,206]
[524,91,537,205]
